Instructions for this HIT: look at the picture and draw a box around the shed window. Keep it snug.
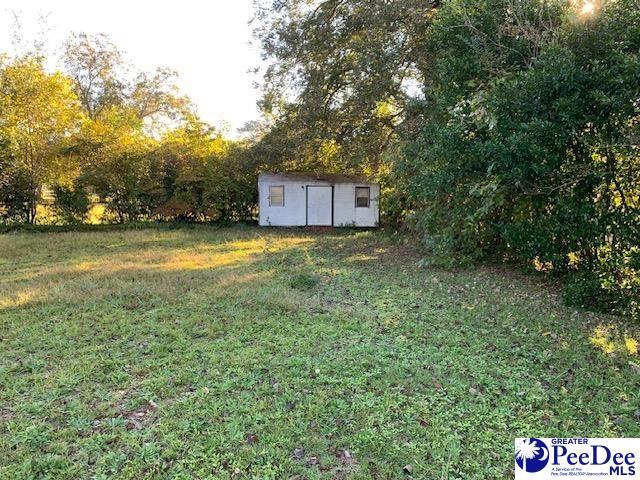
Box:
[269,185,284,206]
[355,187,370,208]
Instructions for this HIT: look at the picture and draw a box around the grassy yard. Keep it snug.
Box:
[1,226,638,479]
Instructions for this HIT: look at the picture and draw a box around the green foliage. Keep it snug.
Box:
[253,0,433,172]
[0,35,258,227]
[563,273,614,312]
[151,118,257,222]
[52,181,90,224]
[0,7,635,321]
[393,0,639,319]
[0,159,36,224]
[0,56,84,223]
[254,0,638,319]
[84,150,161,223]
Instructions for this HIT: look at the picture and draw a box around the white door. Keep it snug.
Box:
[307,186,332,226]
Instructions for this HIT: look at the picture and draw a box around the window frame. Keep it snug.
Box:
[355,186,371,208]
[269,185,285,207]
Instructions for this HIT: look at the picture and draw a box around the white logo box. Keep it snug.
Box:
[515,438,639,479]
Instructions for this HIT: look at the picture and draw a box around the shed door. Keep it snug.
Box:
[307,186,332,226]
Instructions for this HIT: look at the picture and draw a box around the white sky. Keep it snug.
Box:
[0,1,262,137]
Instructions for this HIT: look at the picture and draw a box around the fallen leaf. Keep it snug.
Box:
[125,419,142,430]
[306,456,319,467]
[469,387,482,396]
[245,433,259,444]
[337,449,356,465]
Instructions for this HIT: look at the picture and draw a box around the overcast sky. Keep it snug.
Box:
[0,1,262,137]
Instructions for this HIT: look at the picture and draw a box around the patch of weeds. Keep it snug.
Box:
[289,271,321,291]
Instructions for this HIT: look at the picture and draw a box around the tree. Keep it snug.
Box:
[0,152,34,224]
[0,57,83,223]
[394,0,639,318]
[152,115,257,222]
[62,33,191,222]
[64,33,189,126]
[253,0,436,173]
[74,106,158,223]
[255,0,639,319]
[129,67,190,126]
[52,180,90,224]
[63,33,124,120]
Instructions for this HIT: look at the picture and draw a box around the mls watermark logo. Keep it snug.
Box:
[514,438,639,479]
[515,438,550,473]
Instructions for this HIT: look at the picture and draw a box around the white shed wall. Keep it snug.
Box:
[258,177,379,227]
[259,180,307,226]
[332,183,380,227]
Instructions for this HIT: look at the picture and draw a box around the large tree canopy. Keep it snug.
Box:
[0,57,83,223]
[254,0,435,172]
[63,33,189,128]
[394,0,639,317]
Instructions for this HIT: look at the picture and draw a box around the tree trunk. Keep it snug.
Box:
[27,179,39,225]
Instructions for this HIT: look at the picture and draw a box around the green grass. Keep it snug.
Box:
[1,226,638,479]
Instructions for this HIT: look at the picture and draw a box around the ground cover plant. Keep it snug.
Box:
[1,226,638,479]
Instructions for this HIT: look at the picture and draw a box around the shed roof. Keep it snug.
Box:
[259,172,372,184]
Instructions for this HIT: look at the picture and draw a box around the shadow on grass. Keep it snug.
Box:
[0,233,317,314]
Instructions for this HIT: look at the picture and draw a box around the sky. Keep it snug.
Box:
[0,1,262,137]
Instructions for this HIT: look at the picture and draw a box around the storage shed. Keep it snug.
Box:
[258,173,380,227]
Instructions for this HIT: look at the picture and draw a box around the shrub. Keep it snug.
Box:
[563,273,614,313]
[83,152,162,223]
[0,162,36,224]
[52,183,90,224]
[393,0,639,319]
[152,197,194,221]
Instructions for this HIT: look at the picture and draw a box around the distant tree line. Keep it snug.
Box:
[0,33,259,226]
[254,0,638,319]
